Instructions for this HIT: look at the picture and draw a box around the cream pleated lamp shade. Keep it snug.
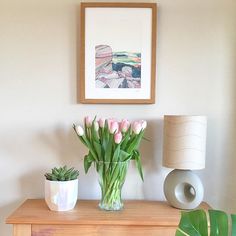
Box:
[163,115,207,170]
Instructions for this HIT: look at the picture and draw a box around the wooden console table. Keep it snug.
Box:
[6,199,209,236]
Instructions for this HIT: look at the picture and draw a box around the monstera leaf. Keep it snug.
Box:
[176,209,236,236]
[232,215,236,235]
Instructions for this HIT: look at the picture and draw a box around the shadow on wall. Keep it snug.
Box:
[202,31,236,211]
[216,52,236,212]
[36,125,85,167]
[20,169,45,198]
[0,200,25,235]
[141,118,166,200]
[204,109,236,212]
[35,125,99,199]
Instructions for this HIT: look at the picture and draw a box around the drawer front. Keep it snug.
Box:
[32,225,176,236]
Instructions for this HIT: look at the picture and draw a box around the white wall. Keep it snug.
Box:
[0,0,236,234]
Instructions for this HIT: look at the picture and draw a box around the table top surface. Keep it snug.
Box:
[6,199,210,226]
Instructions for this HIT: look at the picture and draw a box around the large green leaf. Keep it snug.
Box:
[176,209,236,236]
[231,214,236,236]
[176,210,208,236]
[209,210,228,236]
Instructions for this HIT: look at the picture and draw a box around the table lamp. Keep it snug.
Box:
[162,115,207,209]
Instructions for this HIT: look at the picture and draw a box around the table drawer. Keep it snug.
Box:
[32,225,177,236]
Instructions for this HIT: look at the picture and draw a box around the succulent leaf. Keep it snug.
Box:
[45,166,79,181]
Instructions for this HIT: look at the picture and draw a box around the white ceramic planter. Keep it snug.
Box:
[45,179,78,211]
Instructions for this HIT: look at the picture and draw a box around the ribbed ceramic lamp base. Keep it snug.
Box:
[164,169,204,210]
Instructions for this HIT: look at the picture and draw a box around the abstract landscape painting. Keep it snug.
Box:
[95,45,141,89]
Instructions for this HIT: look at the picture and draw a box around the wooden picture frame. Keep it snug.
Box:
[79,2,157,104]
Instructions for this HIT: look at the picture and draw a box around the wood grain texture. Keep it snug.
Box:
[13,224,31,236]
[81,2,157,8]
[79,2,85,103]
[32,225,176,236]
[7,200,210,236]
[6,199,210,226]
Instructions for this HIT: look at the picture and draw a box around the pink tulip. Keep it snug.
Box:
[98,118,105,128]
[120,119,130,132]
[140,120,147,129]
[109,121,119,134]
[114,132,122,144]
[107,118,115,129]
[94,121,99,131]
[132,121,142,134]
[75,125,84,136]
[84,116,92,127]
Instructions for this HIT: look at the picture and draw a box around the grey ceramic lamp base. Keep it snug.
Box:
[164,169,204,209]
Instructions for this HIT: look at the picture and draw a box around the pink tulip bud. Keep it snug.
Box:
[140,120,147,129]
[75,125,84,136]
[84,116,92,127]
[94,121,99,131]
[132,121,142,134]
[98,118,105,128]
[114,132,122,144]
[109,121,119,134]
[120,119,130,132]
[107,118,115,129]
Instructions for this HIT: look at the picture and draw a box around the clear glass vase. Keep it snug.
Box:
[96,161,129,211]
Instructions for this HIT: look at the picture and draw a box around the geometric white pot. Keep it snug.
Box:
[45,179,78,211]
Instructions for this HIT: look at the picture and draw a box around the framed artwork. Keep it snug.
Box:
[79,2,157,104]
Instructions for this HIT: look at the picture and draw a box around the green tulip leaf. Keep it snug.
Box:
[73,117,147,181]
[127,130,144,154]
[84,153,94,174]
[91,119,99,142]
[119,150,131,162]
[133,150,144,181]
[103,120,110,141]
[104,135,113,162]
[120,127,131,149]
[93,141,102,159]
[112,145,120,162]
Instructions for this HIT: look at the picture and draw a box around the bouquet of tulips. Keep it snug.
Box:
[73,116,147,210]
[73,116,147,179]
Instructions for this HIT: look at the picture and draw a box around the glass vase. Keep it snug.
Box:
[96,161,129,211]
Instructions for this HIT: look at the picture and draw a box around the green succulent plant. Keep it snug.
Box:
[176,209,236,236]
[45,166,79,181]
